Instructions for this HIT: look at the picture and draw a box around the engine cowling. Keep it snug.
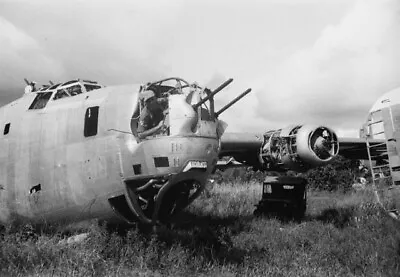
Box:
[259,125,339,172]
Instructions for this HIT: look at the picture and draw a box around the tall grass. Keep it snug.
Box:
[1,181,400,276]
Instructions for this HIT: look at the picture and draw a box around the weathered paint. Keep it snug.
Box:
[0,85,136,224]
[0,79,222,226]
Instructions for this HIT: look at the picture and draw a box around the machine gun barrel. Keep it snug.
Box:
[192,78,233,109]
[215,88,252,117]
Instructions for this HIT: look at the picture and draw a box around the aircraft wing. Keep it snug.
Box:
[218,132,264,169]
[219,133,388,171]
[220,132,263,157]
[338,137,387,160]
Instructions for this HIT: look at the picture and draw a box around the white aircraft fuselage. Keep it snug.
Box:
[0,78,222,226]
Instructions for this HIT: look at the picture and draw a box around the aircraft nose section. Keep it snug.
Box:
[112,77,252,225]
[126,137,219,177]
[120,136,219,224]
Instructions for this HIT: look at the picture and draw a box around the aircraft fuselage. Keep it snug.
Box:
[0,78,221,225]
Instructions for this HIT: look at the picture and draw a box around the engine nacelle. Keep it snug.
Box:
[260,125,339,172]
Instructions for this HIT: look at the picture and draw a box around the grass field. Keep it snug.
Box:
[1,181,400,276]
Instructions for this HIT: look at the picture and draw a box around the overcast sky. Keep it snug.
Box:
[1,0,399,137]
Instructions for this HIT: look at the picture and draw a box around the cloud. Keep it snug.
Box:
[0,16,65,103]
[1,0,396,139]
[252,0,400,136]
[0,0,181,102]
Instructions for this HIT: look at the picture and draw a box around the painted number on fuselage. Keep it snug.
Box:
[171,142,184,153]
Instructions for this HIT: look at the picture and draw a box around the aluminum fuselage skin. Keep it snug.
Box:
[0,84,219,225]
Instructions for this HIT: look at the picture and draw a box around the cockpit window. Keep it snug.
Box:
[136,90,169,139]
[49,83,61,90]
[84,84,102,92]
[53,88,70,100]
[29,91,53,109]
[134,78,200,139]
[37,87,48,93]
[147,85,175,97]
[62,80,78,86]
[49,81,102,102]
[65,85,82,96]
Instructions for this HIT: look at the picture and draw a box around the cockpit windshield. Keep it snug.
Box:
[84,84,102,92]
[28,79,104,110]
[51,80,102,101]
[144,77,200,97]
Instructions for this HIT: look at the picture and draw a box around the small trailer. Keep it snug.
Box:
[254,176,307,220]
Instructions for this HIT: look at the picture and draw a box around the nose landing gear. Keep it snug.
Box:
[124,178,204,225]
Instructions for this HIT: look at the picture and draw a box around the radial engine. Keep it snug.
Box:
[259,125,339,172]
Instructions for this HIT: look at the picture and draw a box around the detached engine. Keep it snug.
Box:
[259,125,339,172]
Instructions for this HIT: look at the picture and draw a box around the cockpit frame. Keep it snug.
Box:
[28,79,104,110]
[133,77,216,140]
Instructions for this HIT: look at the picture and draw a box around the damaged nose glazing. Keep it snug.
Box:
[113,78,239,225]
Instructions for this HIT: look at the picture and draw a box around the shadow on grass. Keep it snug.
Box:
[169,204,358,233]
[170,210,254,233]
[149,211,256,265]
[0,203,382,270]
[311,206,357,228]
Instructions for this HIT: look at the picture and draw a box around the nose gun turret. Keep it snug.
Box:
[192,78,252,122]
[192,78,234,110]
